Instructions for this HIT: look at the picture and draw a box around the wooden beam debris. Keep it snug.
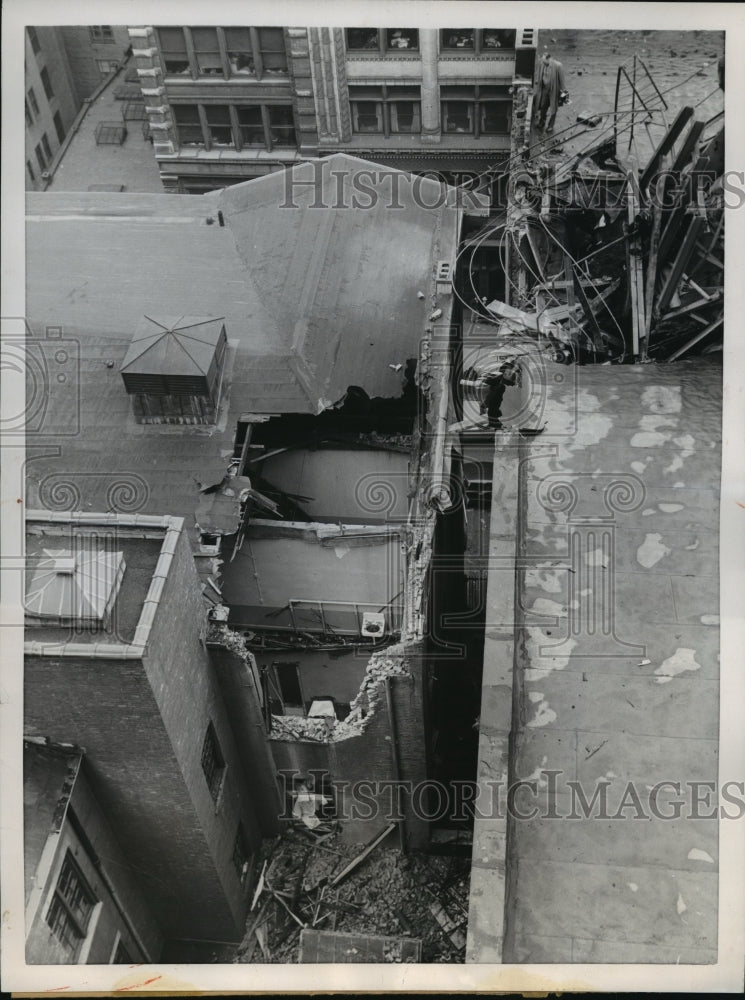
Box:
[625,159,647,359]
[328,823,397,888]
[655,216,706,315]
[639,106,694,192]
[665,313,723,361]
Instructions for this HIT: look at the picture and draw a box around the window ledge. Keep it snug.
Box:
[440,51,516,59]
[164,75,291,85]
[346,52,421,60]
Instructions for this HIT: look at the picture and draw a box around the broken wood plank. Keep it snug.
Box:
[665,312,723,361]
[268,887,306,929]
[639,106,694,192]
[625,159,647,358]
[642,200,664,359]
[660,289,722,322]
[684,274,712,300]
[587,277,622,315]
[571,265,605,353]
[251,859,267,911]
[536,277,613,291]
[656,216,706,314]
[328,823,396,888]
[668,119,706,177]
[657,152,710,261]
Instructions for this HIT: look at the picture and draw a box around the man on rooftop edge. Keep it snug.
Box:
[533,49,568,135]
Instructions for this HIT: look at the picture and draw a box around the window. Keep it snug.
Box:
[257,27,288,75]
[158,26,190,75]
[204,104,233,146]
[440,29,517,53]
[201,722,226,802]
[191,27,224,77]
[275,662,303,709]
[346,28,419,52]
[237,106,264,146]
[482,29,517,48]
[41,132,53,161]
[53,111,65,144]
[28,87,40,115]
[174,103,296,151]
[97,59,119,77]
[173,104,204,145]
[35,143,46,172]
[89,26,115,43]
[46,852,97,959]
[156,26,287,80]
[25,99,33,126]
[27,26,41,55]
[441,28,475,50]
[232,823,251,884]
[349,85,421,136]
[40,66,54,100]
[441,85,512,136]
[267,105,295,145]
[27,159,36,182]
[225,28,254,76]
[112,939,132,963]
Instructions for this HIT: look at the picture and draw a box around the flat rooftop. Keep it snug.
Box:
[47,59,164,195]
[468,357,721,964]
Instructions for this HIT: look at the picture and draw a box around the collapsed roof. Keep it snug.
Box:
[24,153,464,518]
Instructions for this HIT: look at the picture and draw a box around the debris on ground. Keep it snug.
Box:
[234,822,471,964]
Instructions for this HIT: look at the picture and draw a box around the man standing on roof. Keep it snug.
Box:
[533,49,568,135]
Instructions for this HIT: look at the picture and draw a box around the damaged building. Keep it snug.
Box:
[23,152,491,959]
[19,25,728,971]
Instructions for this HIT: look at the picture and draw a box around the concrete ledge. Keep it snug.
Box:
[465,432,520,963]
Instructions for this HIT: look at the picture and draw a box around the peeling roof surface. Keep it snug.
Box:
[25,154,460,521]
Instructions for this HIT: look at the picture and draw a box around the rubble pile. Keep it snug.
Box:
[476,55,724,365]
[235,823,470,964]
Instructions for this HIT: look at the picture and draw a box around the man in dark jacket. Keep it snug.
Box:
[481,361,520,429]
[533,50,567,135]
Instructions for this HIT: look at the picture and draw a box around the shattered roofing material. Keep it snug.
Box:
[25,153,460,519]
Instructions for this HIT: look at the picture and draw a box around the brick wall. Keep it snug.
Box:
[24,525,266,945]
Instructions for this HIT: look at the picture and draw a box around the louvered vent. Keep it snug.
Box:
[120,315,227,424]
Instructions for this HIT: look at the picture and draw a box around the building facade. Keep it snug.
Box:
[24,740,162,965]
[24,25,132,191]
[58,25,132,103]
[128,24,537,192]
[24,27,80,190]
[23,511,281,962]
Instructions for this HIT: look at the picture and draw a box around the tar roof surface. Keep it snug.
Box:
[25,154,461,521]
